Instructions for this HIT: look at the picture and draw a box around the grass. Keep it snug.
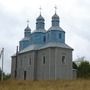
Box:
[0,79,90,90]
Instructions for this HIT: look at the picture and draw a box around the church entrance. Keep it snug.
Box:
[24,71,26,80]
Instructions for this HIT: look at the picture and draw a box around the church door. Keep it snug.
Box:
[24,71,26,80]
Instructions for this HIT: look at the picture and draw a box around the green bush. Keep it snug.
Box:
[77,61,90,78]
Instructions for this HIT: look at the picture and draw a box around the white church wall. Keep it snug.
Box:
[11,47,73,80]
[37,48,50,80]
[55,48,73,80]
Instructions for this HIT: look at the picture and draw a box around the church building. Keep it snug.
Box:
[11,8,73,80]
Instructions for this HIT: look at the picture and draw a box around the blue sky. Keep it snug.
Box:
[0,0,90,73]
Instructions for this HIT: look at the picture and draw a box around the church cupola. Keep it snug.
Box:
[24,20,31,37]
[36,14,45,30]
[52,7,60,26]
[36,8,45,30]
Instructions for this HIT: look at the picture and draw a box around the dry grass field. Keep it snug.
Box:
[0,79,90,90]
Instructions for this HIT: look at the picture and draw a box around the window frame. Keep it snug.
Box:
[59,33,62,39]
[62,56,65,64]
[43,56,46,64]
[43,36,46,43]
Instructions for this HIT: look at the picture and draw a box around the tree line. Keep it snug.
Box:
[0,68,11,80]
[73,57,90,78]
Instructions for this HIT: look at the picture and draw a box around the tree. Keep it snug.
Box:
[0,68,11,80]
[78,61,90,78]
[4,74,11,80]
[0,68,5,80]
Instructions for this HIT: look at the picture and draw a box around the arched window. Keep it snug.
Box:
[59,33,61,39]
[43,56,46,64]
[62,56,65,64]
[43,36,46,43]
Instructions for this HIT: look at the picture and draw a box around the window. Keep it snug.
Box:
[62,56,65,64]
[43,56,46,64]
[29,58,31,65]
[59,33,61,39]
[43,36,46,42]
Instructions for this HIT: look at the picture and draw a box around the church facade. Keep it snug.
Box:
[11,10,73,80]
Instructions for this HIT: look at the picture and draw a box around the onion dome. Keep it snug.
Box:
[25,25,31,31]
[52,13,60,26]
[36,14,45,30]
[24,20,31,37]
[52,13,59,19]
[36,14,44,21]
